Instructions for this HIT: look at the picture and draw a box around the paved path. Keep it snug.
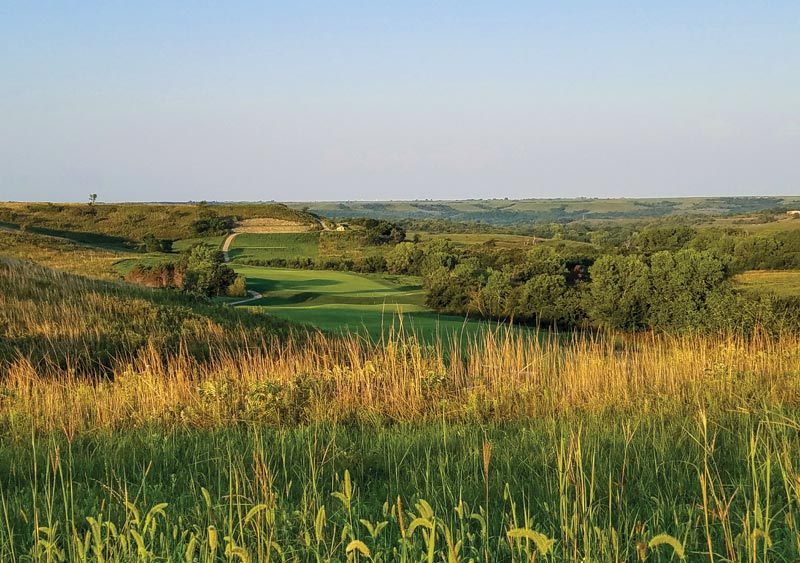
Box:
[228,289,263,306]
[220,234,263,305]
[221,233,239,262]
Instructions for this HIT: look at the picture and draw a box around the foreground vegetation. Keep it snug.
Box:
[3,412,800,562]
[4,258,800,560]
[0,258,292,374]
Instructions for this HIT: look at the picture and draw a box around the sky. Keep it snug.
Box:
[0,1,798,202]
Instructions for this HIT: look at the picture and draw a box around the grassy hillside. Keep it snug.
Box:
[0,201,318,244]
[0,227,124,278]
[290,196,800,225]
[6,244,800,561]
[0,258,292,377]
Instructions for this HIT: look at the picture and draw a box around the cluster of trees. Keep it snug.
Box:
[181,245,244,297]
[584,224,800,272]
[126,245,246,298]
[239,254,389,274]
[347,218,406,245]
[406,242,590,326]
[191,209,234,236]
[381,234,800,334]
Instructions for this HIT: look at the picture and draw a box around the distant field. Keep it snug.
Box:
[705,215,800,234]
[288,196,800,226]
[228,231,389,263]
[227,232,320,261]
[410,231,536,248]
[411,232,597,255]
[231,265,502,339]
[734,270,800,297]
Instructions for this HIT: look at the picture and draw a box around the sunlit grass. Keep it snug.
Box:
[734,269,800,297]
[4,256,800,561]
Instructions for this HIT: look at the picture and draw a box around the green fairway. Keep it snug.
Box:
[231,265,502,339]
[228,232,320,262]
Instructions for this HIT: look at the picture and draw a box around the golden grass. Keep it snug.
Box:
[3,325,798,436]
[0,228,121,278]
[2,256,800,436]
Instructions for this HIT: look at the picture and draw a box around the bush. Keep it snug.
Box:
[191,211,233,236]
[226,275,248,298]
[140,233,174,253]
[181,245,238,297]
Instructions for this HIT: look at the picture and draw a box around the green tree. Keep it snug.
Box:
[632,225,696,255]
[515,273,568,325]
[513,246,564,281]
[478,269,514,318]
[226,275,248,298]
[386,242,424,275]
[420,239,459,278]
[141,233,162,253]
[588,255,651,330]
[646,249,727,331]
[181,245,237,297]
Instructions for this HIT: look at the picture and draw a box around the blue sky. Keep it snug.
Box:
[0,1,798,202]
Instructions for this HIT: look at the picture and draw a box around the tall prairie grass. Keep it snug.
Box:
[3,315,799,435]
[3,258,800,435]
[2,415,800,561]
[4,257,800,561]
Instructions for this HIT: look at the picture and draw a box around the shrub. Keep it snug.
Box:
[226,275,248,298]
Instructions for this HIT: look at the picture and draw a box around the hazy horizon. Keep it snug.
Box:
[2,2,798,202]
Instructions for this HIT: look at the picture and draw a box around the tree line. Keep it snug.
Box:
[405,226,800,334]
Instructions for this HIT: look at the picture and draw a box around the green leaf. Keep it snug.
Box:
[648,534,686,560]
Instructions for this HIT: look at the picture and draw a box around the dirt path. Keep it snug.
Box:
[221,233,239,262]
